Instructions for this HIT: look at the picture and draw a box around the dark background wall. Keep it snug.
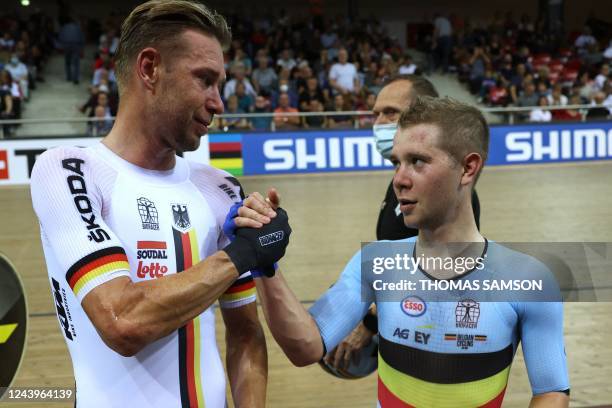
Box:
[5,0,611,34]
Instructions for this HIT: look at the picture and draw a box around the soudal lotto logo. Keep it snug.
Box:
[136,241,169,279]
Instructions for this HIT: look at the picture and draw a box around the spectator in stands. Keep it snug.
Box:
[517,81,539,107]
[536,80,551,98]
[327,93,353,129]
[277,48,297,72]
[93,61,116,89]
[547,83,568,106]
[0,69,21,118]
[223,62,256,100]
[329,48,359,95]
[595,64,609,90]
[251,95,272,130]
[80,88,116,117]
[398,53,417,75]
[604,82,612,113]
[274,92,300,129]
[90,105,113,136]
[99,27,119,55]
[574,26,596,56]
[530,95,552,122]
[553,94,582,121]
[219,94,251,131]
[576,71,596,101]
[587,91,610,120]
[252,54,277,94]
[276,78,299,108]
[298,76,325,111]
[604,40,612,61]
[582,42,603,67]
[5,54,28,100]
[0,32,15,51]
[57,16,85,85]
[230,47,252,76]
[468,46,490,94]
[0,76,14,137]
[478,68,497,100]
[235,82,254,113]
[509,63,528,104]
[433,12,453,73]
[488,79,509,106]
[357,92,376,128]
[303,99,327,129]
[320,26,338,49]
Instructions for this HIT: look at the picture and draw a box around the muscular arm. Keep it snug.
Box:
[83,251,239,356]
[255,271,324,367]
[529,392,569,407]
[222,303,267,408]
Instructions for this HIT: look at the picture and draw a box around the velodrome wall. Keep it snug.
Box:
[0,121,611,185]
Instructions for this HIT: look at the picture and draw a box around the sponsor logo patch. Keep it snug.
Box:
[400,295,426,317]
[172,204,191,232]
[444,333,487,350]
[136,241,168,259]
[455,299,480,328]
[137,197,160,230]
[62,158,110,243]
[258,231,284,246]
[52,278,76,340]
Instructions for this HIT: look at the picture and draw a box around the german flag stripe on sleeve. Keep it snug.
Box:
[220,273,255,306]
[173,227,206,408]
[65,246,130,298]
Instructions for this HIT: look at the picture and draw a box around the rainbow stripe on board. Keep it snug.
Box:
[209,134,243,176]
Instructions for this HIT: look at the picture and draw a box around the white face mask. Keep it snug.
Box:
[372,123,397,159]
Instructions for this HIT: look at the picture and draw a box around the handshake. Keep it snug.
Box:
[222,192,291,278]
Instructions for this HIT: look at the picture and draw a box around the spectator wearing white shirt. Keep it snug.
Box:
[0,32,15,51]
[547,84,568,106]
[595,64,610,90]
[398,54,418,75]
[530,96,552,122]
[5,55,29,100]
[574,26,596,55]
[433,13,452,73]
[328,48,359,95]
[604,40,612,61]
[223,62,257,101]
[276,48,297,72]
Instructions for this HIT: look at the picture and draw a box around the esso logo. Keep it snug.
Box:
[400,296,426,317]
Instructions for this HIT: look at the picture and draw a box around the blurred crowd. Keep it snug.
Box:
[419,11,612,121]
[0,11,54,136]
[3,6,611,138]
[82,10,422,134]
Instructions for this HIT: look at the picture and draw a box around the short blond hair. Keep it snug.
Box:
[114,0,231,91]
[398,96,489,165]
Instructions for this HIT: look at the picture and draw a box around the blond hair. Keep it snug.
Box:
[398,96,489,165]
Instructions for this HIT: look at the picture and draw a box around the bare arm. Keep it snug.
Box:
[529,392,569,407]
[222,303,267,408]
[82,251,238,356]
[255,271,324,367]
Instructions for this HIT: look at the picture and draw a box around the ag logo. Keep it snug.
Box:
[400,295,426,317]
[0,252,27,398]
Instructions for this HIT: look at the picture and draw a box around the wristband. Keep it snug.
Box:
[362,313,378,334]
